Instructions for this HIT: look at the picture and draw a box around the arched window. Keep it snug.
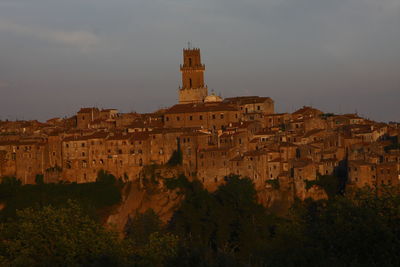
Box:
[189,78,192,88]
[189,58,192,66]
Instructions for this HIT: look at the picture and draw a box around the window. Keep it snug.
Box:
[177,116,180,121]
[82,152,85,157]
[189,58,192,66]
[189,116,193,121]
[220,114,224,119]
[166,116,169,121]
[189,78,192,87]
[212,114,216,119]
[257,105,261,110]
[81,143,85,147]
[199,115,203,120]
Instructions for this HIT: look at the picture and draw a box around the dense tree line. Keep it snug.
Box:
[1,173,400,266]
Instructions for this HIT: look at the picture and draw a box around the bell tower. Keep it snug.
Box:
[179,46,208,104]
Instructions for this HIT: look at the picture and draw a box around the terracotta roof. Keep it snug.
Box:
[303,129,325,138]
[279,142,298,147]
[63,132,108,142]
[223,96,273,105]
[292,159,314,168]
[269,157,282,162]
[165,103,238,114]
[292,106,323,115]
[243,149,269,156]
[200,147,232,152]
[348,160,375,166]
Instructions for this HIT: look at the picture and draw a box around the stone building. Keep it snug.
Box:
[77,108,100,129]
[223,96,274,120]
[164,102,240,131]
[179,47,208,104]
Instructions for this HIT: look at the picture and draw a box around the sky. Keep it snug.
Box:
[0,0,399,122]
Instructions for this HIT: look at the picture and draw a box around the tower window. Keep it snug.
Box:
[189,58,192,66]
[189,78,192,88]
[199,115,203,120]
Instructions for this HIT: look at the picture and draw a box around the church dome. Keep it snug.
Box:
[204,93,223,103]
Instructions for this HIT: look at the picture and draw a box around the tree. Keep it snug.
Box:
[96,170,116,184]
[125,209,163,246]
[169,175,273,265]
[0,200,129,266]
[35,174,44,185]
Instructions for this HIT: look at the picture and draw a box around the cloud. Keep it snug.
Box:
[0,19,99,51]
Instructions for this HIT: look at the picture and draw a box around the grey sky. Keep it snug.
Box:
[0,0,399,122]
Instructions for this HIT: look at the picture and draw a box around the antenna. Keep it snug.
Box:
[187,41,192,49]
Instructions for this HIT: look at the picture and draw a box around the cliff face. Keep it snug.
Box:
[257,188,294,215]
[106,165,328,232]
[106,165,184,233]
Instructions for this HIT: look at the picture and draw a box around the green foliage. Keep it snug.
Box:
[35,174,44,185]
[96,169,117,184]
[266,178,280,189]
[0,176,21,186]
[136,232,179,267]
[305,175,340,198]
[125,209,163,246]
[0,201,129,266]
[169,175,273,264]
[164,174,190,190]
[261,190,400,266]
[0,176,121,222]
[2,172,400,266]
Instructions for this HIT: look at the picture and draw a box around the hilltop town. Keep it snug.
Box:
[1,48,399,200]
